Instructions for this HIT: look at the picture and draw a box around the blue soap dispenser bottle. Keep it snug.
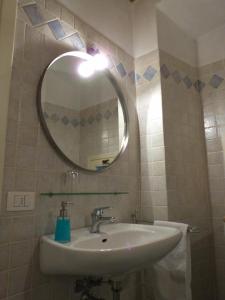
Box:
[55,201,71,243]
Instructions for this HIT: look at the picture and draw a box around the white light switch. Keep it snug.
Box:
[7,192,35,211]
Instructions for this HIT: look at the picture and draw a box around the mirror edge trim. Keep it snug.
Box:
[36,51,129,174]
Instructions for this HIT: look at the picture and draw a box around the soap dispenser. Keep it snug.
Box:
[55,201,71,243]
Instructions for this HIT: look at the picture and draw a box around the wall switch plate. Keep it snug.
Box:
[7,192,35,211]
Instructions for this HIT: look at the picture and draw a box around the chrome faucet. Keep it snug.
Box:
[90,206,116,233]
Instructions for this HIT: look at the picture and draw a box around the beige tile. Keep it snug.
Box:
[3,167,16,191]
[35,213,55,237]
[45,0,61,18]
[141,206,154,222]
[209,178,225,191]
[0,271,8,299]
[51,278,71,300]
[8,266,32,296]
[151,161,166,176]
[6,119,18,144]
[18,123,38,147]
[60,7,74,27]
[207,151,223,164]
[18,0,36,5]
[24,25,45,68]
[8,92,20,122]
[215,246,225,260]
[207,138,223,152]
[212,205,225,219]
[0,218,12,244]
[15,170,36,191]
[141,191,153,207]
[13,17,25,57]
[36,146,55,171]
[0,245,9,271]
[151,133,164,148]
[4,144,17,168]
[16,145,36,170]
[151,147,165,162]
[8,291,31,300]
[35,0,45,6]
[210,191,225,205]
[153,206,168,220]
[11,216,35,242]
[10,241,32,268]
[208,164,225,178]
[32,284,51,300]
[19,96,39,127]
[204,116,216,128]
[150,176,167,191]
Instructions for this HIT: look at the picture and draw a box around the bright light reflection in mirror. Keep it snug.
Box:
[77,53,109,78]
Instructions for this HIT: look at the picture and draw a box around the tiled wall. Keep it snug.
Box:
[0,1,140,299]
[135,48,216,300]
[135,50,168,223]
[79,98,120,167]
[0,0,221,299]
[43,98,120,169]
[199,59,225,300]
[160,50,216,300]
[44,102,80,162]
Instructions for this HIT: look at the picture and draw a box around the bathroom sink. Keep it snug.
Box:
[40,223,181,276]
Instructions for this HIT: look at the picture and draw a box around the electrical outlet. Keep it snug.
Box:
[7,192,35,211]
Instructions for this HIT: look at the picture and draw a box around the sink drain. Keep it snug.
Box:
[102,238,107,243]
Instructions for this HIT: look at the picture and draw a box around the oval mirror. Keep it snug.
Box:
[38,51,129,172]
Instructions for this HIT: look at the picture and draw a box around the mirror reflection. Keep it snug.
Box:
[39,52,128,171]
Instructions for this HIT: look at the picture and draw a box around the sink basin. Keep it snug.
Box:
[40,223,181,276]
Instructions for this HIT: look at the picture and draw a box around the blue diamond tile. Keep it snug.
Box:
[143,66,157,81]
[96,112,102,122]
[160,64,170,79]
[194,80,205,93]
[70,32,85,50]
[172,70,181,84]
[88,115,95,124]
[183,76,192,89]
[51,113,59,122]
[128,71,141,84]
[80,118,86,127]
[210,74,224,88]
[71,118,79,127]
[48,20,66,40]
[62,116,69,125]
[104,110,112,120]
[23,4,44,26]
[116,63,127,78]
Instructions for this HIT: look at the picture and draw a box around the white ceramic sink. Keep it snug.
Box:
[40,223,181,276]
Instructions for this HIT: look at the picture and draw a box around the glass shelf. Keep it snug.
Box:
[40,192,128,197]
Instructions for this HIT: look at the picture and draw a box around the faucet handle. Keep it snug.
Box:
[92,206,112,217]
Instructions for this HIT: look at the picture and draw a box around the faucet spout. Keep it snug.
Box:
[90,207,116,233]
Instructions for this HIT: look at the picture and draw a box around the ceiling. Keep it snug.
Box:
[157,0,225,39]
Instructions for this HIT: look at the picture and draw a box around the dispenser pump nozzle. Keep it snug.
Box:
[59,201,72,218]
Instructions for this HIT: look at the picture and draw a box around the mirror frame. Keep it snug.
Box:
[37,51,129,173]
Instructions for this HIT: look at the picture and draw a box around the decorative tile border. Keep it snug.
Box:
[143,66,157,81]
[20,1,225,92]
[20,1,133,81]
[159,63,225,93]
[209,74,224,88]
[44,107,117,128]
[23,3,44,25]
